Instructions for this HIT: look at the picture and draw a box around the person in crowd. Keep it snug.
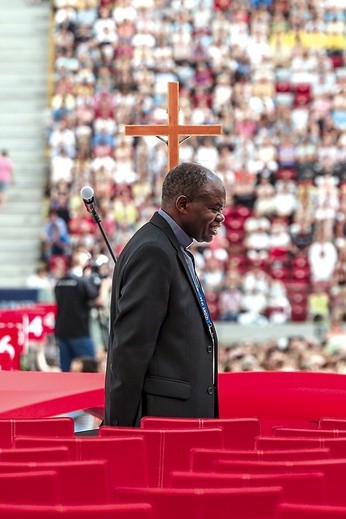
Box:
[218,275,243,322]
[25,262,55,300]
[41,209,71,260]
[0,149,14,207]
[308,226,338,286]
[104,162,226,427]
[54,248,103,372]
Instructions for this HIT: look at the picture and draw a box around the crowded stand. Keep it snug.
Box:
[44,0,346,336]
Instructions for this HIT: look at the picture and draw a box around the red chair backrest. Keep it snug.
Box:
[0,460,111,505]
[14,436,148,487]
[116,486,282,519]
[273,427,346,438]
[99,426,224,486]
[0,417,74,448]
[167,470,327,505]
[213,458,346,506]
[140,417,261,449]
[189,447,332,471]
[0,470,59,505]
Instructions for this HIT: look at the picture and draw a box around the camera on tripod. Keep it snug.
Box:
[88,254,111,287]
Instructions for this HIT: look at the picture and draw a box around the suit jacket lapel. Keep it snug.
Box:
[150,212,213,334]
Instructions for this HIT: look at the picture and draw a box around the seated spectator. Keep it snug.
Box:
[26,262,55,294]
[244,221,271,261]
[253,181,276,217]
[267,279,291,323]
[273,178,298,218]
[238,287,268,325]
[269,219,291,260]
[325,313,346,355]
[92,127,115,156]
[218,277,243,322]
[315,174,340,233]
[290,217,315,256]
[201,256,225,293]
[195,137,220,171]
[308,226,338,286]
[50,147,74,186]
[277,135,296,169]
[308,282,330,322]
[111,191,138,237]
[244,210,271,233]
[41,209,71,260]
[232,167,257,208]
[242,263,271,294]
[112,136,138,185]
[49,118,76,158]
[49,181,71,225]
[68,204,97,248]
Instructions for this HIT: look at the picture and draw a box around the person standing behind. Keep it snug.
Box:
[0,149,14,207]
[54,249,100,371]
[104,162,226,427]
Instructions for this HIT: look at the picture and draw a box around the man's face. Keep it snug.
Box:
[181,179,226,243]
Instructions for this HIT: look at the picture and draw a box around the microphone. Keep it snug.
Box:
[80,185,96,214]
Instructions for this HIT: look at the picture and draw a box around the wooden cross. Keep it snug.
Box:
[125,82,222,170]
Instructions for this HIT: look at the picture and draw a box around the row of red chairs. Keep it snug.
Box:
[2,416,346,516]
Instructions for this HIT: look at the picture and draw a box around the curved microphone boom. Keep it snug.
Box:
[80,185,117,265]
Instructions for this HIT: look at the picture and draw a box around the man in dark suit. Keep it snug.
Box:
[104,162,226,426]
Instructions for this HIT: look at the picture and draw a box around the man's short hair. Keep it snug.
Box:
[161,162,213,205]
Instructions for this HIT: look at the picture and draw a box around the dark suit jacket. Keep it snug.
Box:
[104,212,219,426]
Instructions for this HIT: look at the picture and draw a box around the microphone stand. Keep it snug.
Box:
[88,205,117,266]
[82,194,115,353]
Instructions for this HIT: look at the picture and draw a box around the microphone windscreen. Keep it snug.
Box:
[80,185,94,201]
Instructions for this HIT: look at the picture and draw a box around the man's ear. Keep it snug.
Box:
[175,194,189,213]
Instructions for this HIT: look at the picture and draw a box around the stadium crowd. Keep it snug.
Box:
[41,0,346,340]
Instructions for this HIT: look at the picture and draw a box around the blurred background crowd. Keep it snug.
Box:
[28,0,346,371]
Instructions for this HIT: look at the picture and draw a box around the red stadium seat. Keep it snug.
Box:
[272,427,346,438]
[289,291,308,305]
[189,447,331,472]
[13,436,149,487]
[255,436,346,458]
[276,168,297,181]
[140,417,261,449]
[0,460,111,505]
[277,503,346,518]
[213,458,346,505]
[294,84,312,106]
[291,266,310,282]
[0,418,74,448]
[319,418,346,430]
[292,255,309,269]
[98,427,224,487]
[167,470,327,505]
[0,470,59,505]
[0,503,154,518]
[226,228,245,245]
[115,486,282,519]
[276,81,291,93]
[226,215,245,230]
[291,303,308,322]
[234,205,253,219]
[270,265,291,282]
[0,447,70,463]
